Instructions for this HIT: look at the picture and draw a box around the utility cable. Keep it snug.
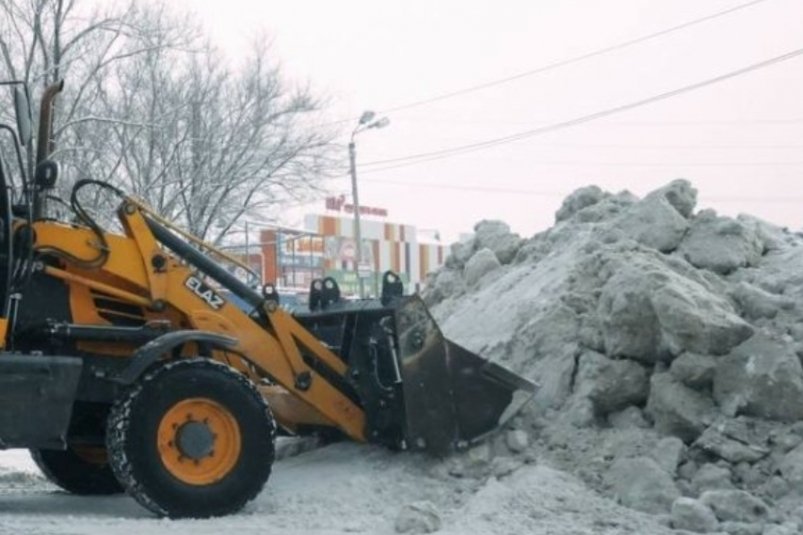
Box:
[389,117,803,127]
[322,0,775,125]
[371,160,803,169]
[381,0,774,114]
[356,45,803,173]
[360,178,803,204]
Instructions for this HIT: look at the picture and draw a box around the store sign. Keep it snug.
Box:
[278,255,323,269]
[324,237,375,265]
[326,195,388,217]
[282,235,324,255]
[296,238,324,253]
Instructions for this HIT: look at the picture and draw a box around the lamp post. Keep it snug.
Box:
[349,110,390,299]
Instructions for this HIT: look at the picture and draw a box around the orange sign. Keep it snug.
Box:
[294,236,323,254]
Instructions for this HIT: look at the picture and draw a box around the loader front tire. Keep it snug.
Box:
[31,446,123,495]
[106,358,276,518]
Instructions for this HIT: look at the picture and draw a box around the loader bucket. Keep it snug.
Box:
[393,296,537,456]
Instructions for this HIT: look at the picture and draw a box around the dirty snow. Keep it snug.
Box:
[424,179,803,533]
[5,179,803,534]
[0,441,674,535]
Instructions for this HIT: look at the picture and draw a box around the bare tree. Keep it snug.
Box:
[96,36,339,243]
[0,0,340,242]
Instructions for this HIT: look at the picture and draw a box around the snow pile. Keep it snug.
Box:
[0,443,678,535]
[7,179,803,535]
[425,180,803,533]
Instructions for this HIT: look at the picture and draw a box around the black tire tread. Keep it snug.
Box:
[30,447,123,495]
[106,358,276,517]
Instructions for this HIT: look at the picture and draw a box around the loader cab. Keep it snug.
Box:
[0,82,35,323]
[0,81,63,341]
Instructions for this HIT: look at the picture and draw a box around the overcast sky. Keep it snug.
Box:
[178,0,803,242]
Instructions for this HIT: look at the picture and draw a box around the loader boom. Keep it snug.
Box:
[31,200,369,442]
[0,79,535,517]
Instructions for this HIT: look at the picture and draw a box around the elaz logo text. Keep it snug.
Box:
[185,276,225,310]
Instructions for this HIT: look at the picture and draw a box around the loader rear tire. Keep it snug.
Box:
[106,358,276,518]
[31,446,123,495]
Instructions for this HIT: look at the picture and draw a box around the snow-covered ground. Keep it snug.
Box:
[0,441,673,535]
[8,180,803,534]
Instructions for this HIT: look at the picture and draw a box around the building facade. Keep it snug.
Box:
[231,202,448,296]
[303,213,446,296]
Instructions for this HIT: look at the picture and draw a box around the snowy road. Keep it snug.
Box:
[0,442,673,535]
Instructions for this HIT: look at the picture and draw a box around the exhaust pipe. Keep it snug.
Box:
[35,80,64,164]
[33,80,64,220]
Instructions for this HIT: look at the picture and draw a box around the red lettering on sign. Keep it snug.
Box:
[325,196,388,217]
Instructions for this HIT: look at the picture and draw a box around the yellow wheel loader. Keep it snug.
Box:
[0,80,535,518]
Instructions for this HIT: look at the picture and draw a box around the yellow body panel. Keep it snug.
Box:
[30,203,366,442]
[0,318,8,349]
[258,385,336,431]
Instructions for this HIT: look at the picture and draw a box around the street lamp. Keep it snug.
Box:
[349,110,390,299]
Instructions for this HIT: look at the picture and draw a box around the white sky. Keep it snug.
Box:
[178,0,803,242]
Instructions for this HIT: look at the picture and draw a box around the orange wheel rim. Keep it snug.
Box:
[157,397,241,486]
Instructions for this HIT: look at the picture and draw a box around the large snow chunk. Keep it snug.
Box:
[651,278,753,356]
[606,456,680,513]
[651,179,697,218]
[421,268,465,306]
[394,501,441,534]
[597,267,661,361]
[678,210,764,274]
[445,239,475,269]
[713,334,803,422]
[652,436,686,476]
[617,197,688,252]
[646,372,716,443]
[729,281,794,320]
[572,351,649,415]
[692,464,735,492]
[693,418,770,464]
[473,220,522,264]
[521,305,581,410]
[778,442,803,493]
[671,497,719,533]
[555,185,606,222]
[505,429,529,453]
[576,192,639,223]
[463,248,501,285]
[670,352,717,389]
[617,181,695,252]
[699,490,769,523]
[598,255,752,361]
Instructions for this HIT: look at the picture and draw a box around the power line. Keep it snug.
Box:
[389,117,803,127]
[605,118,803,126]
[362,142,803,156]
[373,160,803,169]
[362,179,562,197]
[359,178,803,204]
[321,0,774,126]
[468,142,803,150]
[357,45,803,173]
[323,156,803,185]
[381,0,774,114]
